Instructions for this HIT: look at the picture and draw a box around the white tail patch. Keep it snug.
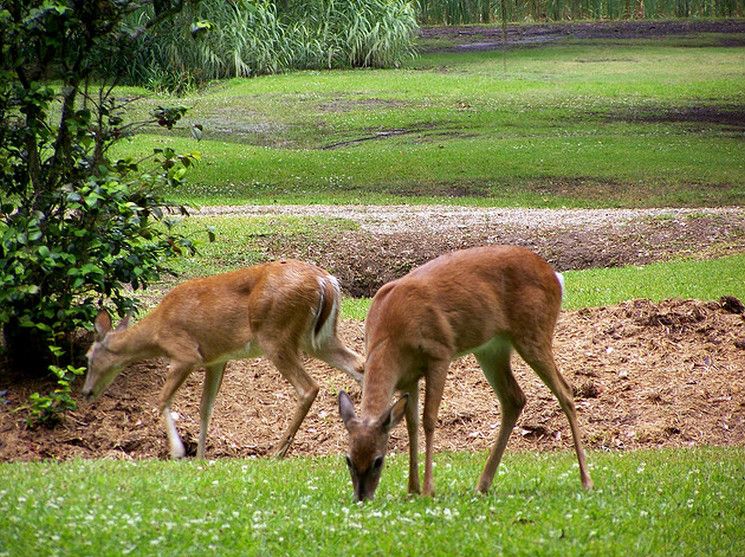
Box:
[555,272,565,299]
[311,275,340,352]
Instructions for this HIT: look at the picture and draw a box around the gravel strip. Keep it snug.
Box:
[195,205,745,235]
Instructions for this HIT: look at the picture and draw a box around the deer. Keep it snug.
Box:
[82,259,364,460]
[338,245,593,501]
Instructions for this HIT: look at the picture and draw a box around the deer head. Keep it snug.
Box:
[338,390,407,502]
[81,310,131,401]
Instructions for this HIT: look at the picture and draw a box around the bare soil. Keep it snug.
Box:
[1,298,743,462]
[203,205,745,297]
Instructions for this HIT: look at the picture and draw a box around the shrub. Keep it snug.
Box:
[0,1,206,425]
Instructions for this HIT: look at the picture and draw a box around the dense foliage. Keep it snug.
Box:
[418,0,744,23]
[0,1,203,422]
[122,0,419,92]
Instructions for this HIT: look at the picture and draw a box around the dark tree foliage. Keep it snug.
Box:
[0,1,205,422]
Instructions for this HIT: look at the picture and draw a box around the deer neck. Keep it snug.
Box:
[105,318,162,365]
[360,341,401,419]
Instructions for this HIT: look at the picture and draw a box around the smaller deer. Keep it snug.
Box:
[82,259,364,459]
[339,245,593,501]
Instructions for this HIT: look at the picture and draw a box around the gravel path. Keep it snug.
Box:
[196,205,745,235]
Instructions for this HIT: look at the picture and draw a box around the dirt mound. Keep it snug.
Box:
[252,209,745,297]
[1,298,743,462]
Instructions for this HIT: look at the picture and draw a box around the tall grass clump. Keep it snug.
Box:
[417,0,744,23]
[122,0,418,92]
[282,0,419,68]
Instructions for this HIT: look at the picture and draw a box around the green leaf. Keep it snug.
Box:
[81,263,103,275]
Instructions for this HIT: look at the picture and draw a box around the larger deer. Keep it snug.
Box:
[339,246,593,501]
[82,259,364,459]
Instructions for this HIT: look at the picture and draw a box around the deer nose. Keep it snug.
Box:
[355,485,373,502]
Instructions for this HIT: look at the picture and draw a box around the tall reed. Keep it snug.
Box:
[121,0,418,92]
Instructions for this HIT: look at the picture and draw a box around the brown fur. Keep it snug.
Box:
[83,260,364,459]
[340,246,592,500]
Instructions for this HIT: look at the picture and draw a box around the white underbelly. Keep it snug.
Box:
[205,341,263,366]
[457,335,512,359]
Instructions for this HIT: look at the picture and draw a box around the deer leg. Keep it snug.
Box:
[474,338,526,494]
[514,337,594,490]
[268,350,319,459]
[422,361,449,497]
[158,361,195,459]
[404,386,421,495]
[197,362,226,459]
[314,336,364,384]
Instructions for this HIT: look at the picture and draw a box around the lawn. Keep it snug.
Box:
[0,448,742,556]
[113,34,745,207]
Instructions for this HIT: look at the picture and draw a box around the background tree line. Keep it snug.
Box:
[417,0,743,24]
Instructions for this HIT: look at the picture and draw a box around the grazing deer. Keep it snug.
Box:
[82,259,364,459]
[339,245,593,501]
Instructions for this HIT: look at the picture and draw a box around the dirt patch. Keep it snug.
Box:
[419,20,745,52]
[1,299,743,461]
[322,126,436,150]
[317,98,410,113]
[606,105,745,132]
[218,206,745,297]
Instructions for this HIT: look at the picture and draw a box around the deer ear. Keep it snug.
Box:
[94,310,113,340]
[115,313,132,332]
[338,391,357,430]
[379,394,408,433]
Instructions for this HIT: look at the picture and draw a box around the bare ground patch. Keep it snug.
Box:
[1,299,743,461]
[604,104,745,132]
[1,205,743,462]
[206,205,745,296]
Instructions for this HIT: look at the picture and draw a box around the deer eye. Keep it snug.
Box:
[372,456,384,470]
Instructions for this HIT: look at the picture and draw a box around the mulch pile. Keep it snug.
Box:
[1,298,743,462]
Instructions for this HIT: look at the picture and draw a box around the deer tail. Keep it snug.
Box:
[311,274,341,352]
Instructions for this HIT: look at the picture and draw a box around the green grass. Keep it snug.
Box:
[169,215,358,279]
[0,447,742,556]
[341,253,745,319]
[561,253,745,310]
[113,35,745,207]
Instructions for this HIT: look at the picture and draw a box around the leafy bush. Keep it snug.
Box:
[0,1,205,425]
[22,363,85,427]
